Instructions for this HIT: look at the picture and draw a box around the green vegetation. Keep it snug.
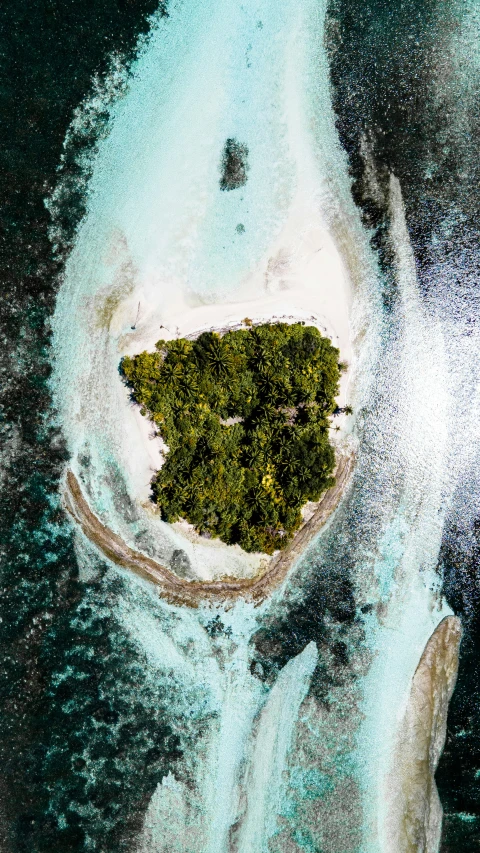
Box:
[121,323,343,554]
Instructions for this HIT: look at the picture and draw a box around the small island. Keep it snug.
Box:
[121,322,344,555]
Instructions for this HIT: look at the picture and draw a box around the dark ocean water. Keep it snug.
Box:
[0,4,189,851]
[326,2,480,849]
[0,1,479,850]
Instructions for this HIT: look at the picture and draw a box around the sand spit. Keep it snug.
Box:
[63,453,354,607]
[385,615,462,853]
[51,0,358,584]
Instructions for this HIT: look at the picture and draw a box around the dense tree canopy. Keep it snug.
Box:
[122,322,342,554]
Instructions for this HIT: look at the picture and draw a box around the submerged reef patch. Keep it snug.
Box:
[122,322,343,554]
[219,137,249,191]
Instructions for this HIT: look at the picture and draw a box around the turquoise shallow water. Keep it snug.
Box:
[50,0,358,582]
[2,0,480,850]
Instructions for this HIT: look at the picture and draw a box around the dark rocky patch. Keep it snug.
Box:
[170,549,192,578]
[220,138,249,191]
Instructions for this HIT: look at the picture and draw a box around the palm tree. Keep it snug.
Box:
[177,370,199,402]
[207,336,234,378]
[162,360,182,383]
[245,486,268,518]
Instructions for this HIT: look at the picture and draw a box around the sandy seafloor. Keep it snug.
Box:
[49,0,462,850]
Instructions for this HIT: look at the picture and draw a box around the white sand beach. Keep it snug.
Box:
[104,181,354,579]
[115,182,354,481]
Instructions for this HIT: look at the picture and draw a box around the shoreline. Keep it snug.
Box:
[63,453,354,607]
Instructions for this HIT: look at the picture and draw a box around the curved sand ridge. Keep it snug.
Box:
[385,615,462,853]
[63,453,354,606]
